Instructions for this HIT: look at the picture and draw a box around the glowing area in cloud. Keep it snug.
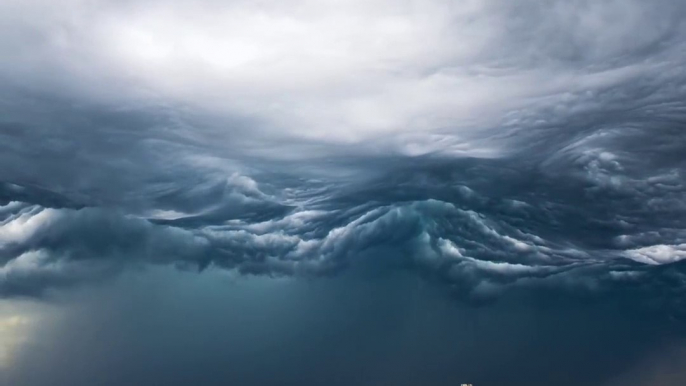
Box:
[0,314,32,369]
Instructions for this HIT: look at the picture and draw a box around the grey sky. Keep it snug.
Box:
[2,1,686,385]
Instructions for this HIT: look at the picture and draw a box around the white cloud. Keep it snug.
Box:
[625,244,686,265]
[3,0,683,153]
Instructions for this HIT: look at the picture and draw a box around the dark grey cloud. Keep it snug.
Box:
[2,0,686,385]
[2,153,686,310]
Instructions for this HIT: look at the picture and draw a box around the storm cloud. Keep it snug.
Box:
[2,0,686,385]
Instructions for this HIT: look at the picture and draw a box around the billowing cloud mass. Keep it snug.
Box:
[2,0,686,385]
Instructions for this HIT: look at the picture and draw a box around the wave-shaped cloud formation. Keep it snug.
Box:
[1,0,686,317]
[2,148,686,311]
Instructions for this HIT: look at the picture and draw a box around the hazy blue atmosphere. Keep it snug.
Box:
[2,1,686,385]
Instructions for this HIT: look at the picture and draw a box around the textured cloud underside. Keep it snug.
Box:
[1,0,686,314]
[2,151,686,311]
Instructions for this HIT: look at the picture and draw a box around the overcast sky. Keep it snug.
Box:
[2,1,686,385]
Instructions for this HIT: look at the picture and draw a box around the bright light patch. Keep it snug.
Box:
[0,314,32,369]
